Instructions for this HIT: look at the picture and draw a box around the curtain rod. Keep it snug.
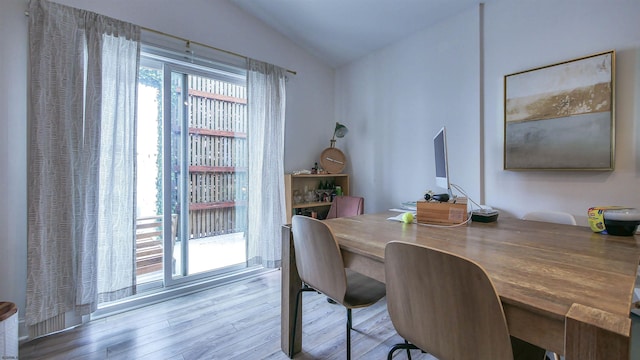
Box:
[141,27,297,75]
[24,10,297,76]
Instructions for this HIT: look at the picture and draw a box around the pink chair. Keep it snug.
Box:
[325,196,364,219]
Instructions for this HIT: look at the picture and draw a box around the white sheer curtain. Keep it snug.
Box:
[247,59,287,268]
[27,0,140,338]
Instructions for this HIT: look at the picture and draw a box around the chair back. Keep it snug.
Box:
[523,211,577,225]
[326,196,364,219]
[385,241,514,360]
[291,215,347,302]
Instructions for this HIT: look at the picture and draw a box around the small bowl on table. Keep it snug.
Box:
[603,208,640,236]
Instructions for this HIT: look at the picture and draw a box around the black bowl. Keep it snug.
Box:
[604,219,640,236]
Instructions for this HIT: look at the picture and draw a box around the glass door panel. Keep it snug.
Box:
[135,59,165,287]
[166,66,248,284]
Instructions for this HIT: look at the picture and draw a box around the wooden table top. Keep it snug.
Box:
[324,212,640,324]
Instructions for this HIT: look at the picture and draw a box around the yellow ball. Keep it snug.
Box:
[402,212,414,224]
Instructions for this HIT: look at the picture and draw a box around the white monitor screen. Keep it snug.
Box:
[433,127,450,192]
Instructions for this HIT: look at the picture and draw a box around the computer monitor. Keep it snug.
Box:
[433,126,451,195]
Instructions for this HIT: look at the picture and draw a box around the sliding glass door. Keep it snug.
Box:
[135,49,248,290]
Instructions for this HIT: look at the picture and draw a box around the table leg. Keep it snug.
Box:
[565,303,631,360]
[281,225,302,357]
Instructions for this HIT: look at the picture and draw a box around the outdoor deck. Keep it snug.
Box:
[137,232,246,284]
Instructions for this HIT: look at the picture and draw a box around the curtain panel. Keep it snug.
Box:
[246,59,287,268]
[27,0,140,338]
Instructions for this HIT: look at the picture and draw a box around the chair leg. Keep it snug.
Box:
[387,340,420,360]
[346,308,352,360]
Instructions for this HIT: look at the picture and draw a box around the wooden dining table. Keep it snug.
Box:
[281,212,640,359]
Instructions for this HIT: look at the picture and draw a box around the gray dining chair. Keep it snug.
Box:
[324,195,364,304]
[385,241,546,360]
[290,215,386,359]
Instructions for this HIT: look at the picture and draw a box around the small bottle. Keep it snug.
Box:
[311,162,318,174]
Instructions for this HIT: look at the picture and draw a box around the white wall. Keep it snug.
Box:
[484,0,640,224]
[336,0,640,224]
[0,0,29,323]
[0,0,334,331]
[335,6,481,212]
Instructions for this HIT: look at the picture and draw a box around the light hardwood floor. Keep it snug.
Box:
[18,270,435,360]
[20,269,639,360]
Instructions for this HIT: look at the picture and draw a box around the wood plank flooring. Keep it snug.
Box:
[18,270,436,360]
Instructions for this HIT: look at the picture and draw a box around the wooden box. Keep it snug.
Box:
[416,199,468,225]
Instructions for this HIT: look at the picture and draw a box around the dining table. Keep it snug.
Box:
[281,212,640,359]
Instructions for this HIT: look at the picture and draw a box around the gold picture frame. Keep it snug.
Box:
[503,50,615,170]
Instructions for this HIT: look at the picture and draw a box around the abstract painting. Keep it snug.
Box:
[504,51,614,170]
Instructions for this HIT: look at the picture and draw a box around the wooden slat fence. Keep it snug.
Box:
[185,75,248,239]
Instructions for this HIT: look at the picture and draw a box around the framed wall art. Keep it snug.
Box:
[503,50,615,170]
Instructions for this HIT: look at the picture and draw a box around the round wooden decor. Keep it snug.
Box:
[320,147,346,174]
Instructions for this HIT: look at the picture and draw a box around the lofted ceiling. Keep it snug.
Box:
[228,0,485,68]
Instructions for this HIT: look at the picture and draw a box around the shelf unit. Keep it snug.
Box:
[284,173,350,223]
